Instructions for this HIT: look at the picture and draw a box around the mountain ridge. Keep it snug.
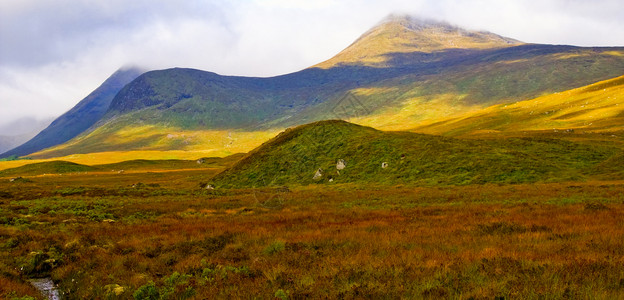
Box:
[10,15,624,158]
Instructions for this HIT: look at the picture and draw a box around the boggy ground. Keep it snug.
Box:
[1,170,623,299]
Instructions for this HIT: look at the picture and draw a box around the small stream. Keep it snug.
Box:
[29,278,60,300]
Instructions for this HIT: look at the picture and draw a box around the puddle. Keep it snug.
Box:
[29,277,60,300]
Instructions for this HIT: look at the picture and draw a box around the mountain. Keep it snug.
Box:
[313,14,521,69]
[22,16,624,158]
[1,67,144,158]
[0,117,54,154]
[209,120,620,187]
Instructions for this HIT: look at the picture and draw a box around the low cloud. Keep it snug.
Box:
[1,0,623,124]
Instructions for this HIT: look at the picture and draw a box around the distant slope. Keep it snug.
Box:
[1,67,144,158]
[412,74,624,136]
[28,16,624,157]
[0,153,245,177]
[210,120,619,187]
[0,161,97,177]
[0,117,54,153]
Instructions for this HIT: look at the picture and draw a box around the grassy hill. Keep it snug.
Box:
[210,120,619,188]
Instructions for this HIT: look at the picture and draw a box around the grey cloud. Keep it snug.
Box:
[1,0,623,125]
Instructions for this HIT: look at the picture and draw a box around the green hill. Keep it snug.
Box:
[210,120,619,188]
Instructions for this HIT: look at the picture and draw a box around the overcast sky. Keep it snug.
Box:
[1,0,623,129]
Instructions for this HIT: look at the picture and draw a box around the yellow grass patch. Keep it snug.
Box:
[0,150,214,171]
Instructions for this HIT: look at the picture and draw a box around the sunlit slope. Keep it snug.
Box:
[411,74,624,136]
[29,120,280,159]
[345,49,624,131]
[210,120,619,187]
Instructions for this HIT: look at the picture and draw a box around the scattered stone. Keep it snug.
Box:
[9,176,22,182]
[565,129,575,133]
[205,184,215,190]
[197,158,206,164]
[62,218,78,223]
[102,219,116,223]
[313,168,323,180]
[29,277,60,300]
[381,162,388,169]
[329,178,334,182]
[336,159,346,170]
[117,170,125,174]
[400,154,406,160]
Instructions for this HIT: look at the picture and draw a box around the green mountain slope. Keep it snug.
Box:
[1,67,143,158]
[28,15,624,157]
[210,120,619,187]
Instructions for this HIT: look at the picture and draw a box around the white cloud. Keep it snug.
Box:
[1,0,623,125]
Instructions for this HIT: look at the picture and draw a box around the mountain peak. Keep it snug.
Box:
[314,14,522,69]
[378,14,454,30]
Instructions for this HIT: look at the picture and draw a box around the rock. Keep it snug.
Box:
[329,178,334,182]
[205,184,215,190]
[102,219,116,223]
[117,170,125,174]
[197,158,206,164]
[313,168,323,180]
[336,159,346,170]
[381,162,388,169]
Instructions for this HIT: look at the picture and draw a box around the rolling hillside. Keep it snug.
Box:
[20,15,624,158]
[411,74,624,136]
[210,120,619,187]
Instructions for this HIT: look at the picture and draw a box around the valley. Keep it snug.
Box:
[1,14,623,299]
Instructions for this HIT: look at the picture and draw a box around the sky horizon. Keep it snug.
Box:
[1,0,624,129]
